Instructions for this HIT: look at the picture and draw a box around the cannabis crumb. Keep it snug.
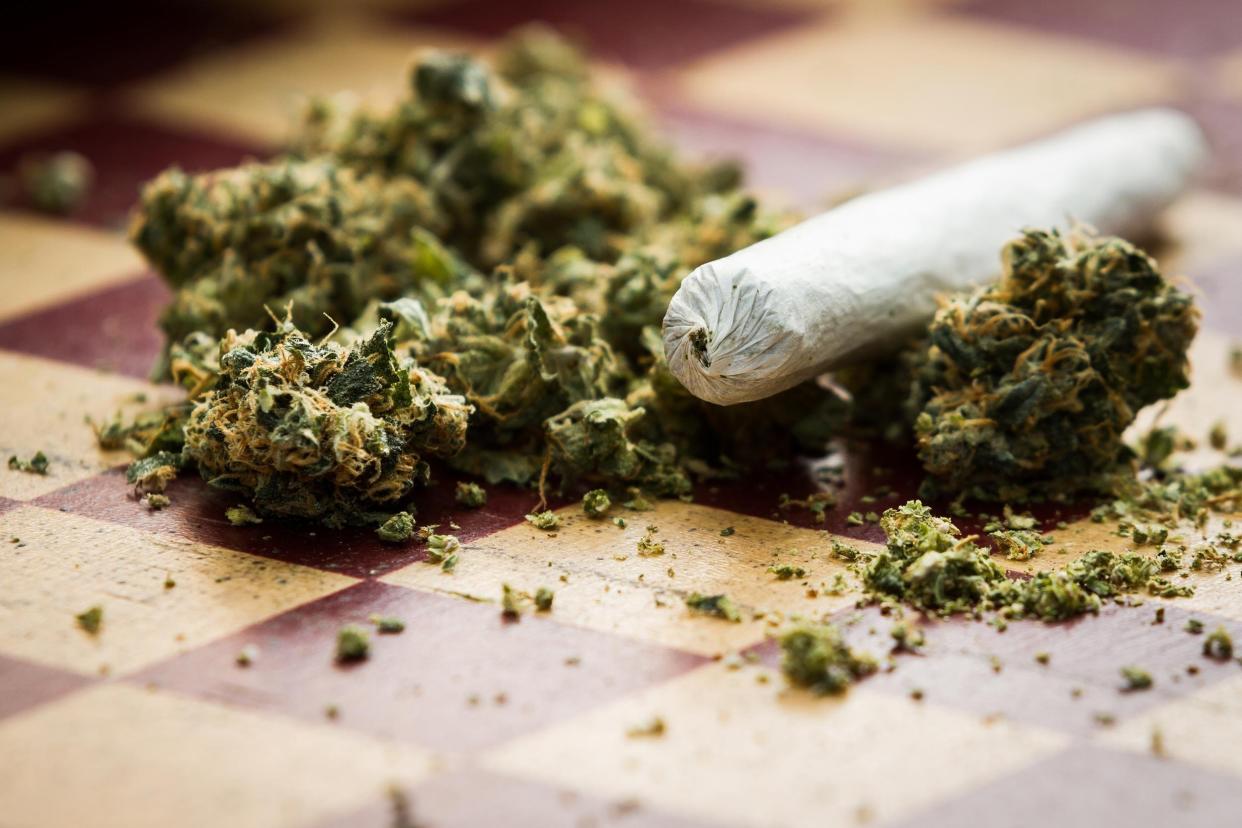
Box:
[455,481,487,508]
[75,605,102,635]
[720,526,735,537]
[637,526,665,557]
[236,644,259,667]
[376,511,416,543]
[768,563,806,581]
[1120,666,1153,692]
[780,622,877,695]
[336,625,370,662]
[370,615,406,634]
[525,510,559,531]
[425,533,460,571]
[143,493,171,510]
[8,451,49,475]
[534,586,554,612]
[685,592,741,622]
[226,505,263,526]
[582,489,611,518]
[1203,626,1233,660]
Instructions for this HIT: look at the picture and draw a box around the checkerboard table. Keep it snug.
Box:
[2,1,1242,826]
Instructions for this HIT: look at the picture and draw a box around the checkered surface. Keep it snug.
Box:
[2,1,1242,826]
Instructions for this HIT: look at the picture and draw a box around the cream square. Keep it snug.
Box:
[0,212,144,323]
[0,506,356,676]
[383,500,876,656]
[483,661,1067,827]
[0,683,432,828]
[675,14,1181,154]
[1096,674,1242,777]
[0,351,183,501]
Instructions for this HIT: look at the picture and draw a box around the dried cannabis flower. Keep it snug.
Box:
[525,511,560,530]
[534,586,555,612]
[780,622,877,695]
[377,511,416,543]
[910,228,1197,501]
[183,320,470,526]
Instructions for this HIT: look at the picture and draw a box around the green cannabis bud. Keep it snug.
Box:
[910,228,1197,501]
[534,586,555,612]
[525,511,560,530]
[779,622,877,695]
[425,533,461,571]
[183,320,470,526]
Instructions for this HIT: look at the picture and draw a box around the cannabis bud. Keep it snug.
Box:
[182,319,470,526]
[910,228,1198,501]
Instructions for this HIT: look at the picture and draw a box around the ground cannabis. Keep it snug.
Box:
[685,592,741,622]
[636,526,665,556]
[377,511,416,543]
[226,505,263,526]
[8,451,49,475]
[779,622,877,695]
[336,625,371,662]
[857,501,1194,621]
[768,563,806,581]
[909,228,1197,502]
[75,605,103,635]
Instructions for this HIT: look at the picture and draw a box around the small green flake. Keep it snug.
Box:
[1203,626,1233,660]
[1034,652,1051,665]
[8,451,48,475]
[768,563,806,581]
[225,505,263,526]
[1120,666,1153,691]
[685,592,741,622]
[612,516,627,529]
[525,510,559,530]
[582,489,611,518]
[534,587,554,612]
[455,481,487,508]
[236,644,259,667]
[1209,421,1228,452]
[163,574,176,589]
[846,512,864,526]
[1185,618,1204,634]
[370,615,406,634]
[75,605,102,635]
[376,511,416,543]
[336,625,370,662]
[720,526,735,537]
[889,622,924,652]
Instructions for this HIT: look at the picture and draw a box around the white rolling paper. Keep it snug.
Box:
[662,108,1208,406]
